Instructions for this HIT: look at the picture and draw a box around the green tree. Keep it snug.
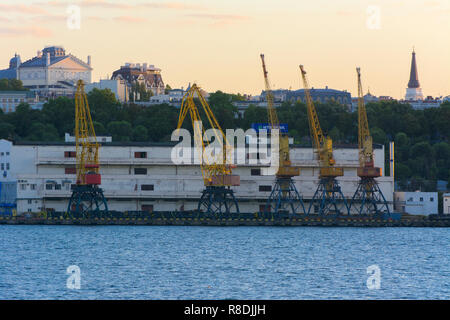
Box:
[132,125,148,142]
[395,163,411,181]
[107,121,132,141]
[0,79,27,91]
[0,122,15,139]
[242,105,267,129]
[93,121,106,136]
[25,123,59,141]
[370,127,386,144]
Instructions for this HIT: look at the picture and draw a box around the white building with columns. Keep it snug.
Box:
[17,46,92,97]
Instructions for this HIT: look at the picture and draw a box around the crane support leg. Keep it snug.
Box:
[308,177,349,216]
[349,177,390,216]
[265,177,306,215]
[68,185,108,217]
[198,186,239,217]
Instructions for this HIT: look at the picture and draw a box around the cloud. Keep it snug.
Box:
[86,16,108,22]
[33,0,132,9]
[186,13,249,21]
[139,2,207,11]
[426,0,442,7]
[113,16,148,23]
[39,0,206,11]
[0,4,48,14]
[336,10,356,17]
[80,0,133,9]
[0,26,53,37]
[184,13,249,26]
[29,13,67,23]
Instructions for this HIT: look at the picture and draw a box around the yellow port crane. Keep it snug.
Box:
[177,83,240,215]
[259,54,304,214]
[299,65,349,215]
[350,67,389,215]
[67,80,108,216]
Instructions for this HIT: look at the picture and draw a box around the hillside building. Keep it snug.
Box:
[0,91,40,113]
[111,63,165,97]
[85,79,129,103]
[1,46,92,98]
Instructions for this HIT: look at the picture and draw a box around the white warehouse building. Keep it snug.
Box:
[1,140,394,214]
[393,191,438,215]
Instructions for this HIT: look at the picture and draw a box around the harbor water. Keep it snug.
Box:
[0,225,448,299]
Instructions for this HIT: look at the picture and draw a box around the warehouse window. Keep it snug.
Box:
[420,197,424,202]
[430,197,434,202]
[6,163,9,170]
[45,184,53,190]
[64,151,76,158]
[134,168,147,175]
[259,185,272,192]
[1,163,3,170]
[251,168,261,176]
[65,167,76,174]
[20,184,26,190]
[141,205,153,213]
[30,184,36,190]
[28,200,32,204]
[141,184,154,191]
[134,152,147,159]
[55,184,62,190]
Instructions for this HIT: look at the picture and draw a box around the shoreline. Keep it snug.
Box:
[1,215,449,227]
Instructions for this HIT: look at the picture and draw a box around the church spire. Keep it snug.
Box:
[408,49,420,88]
[405,48,423,101]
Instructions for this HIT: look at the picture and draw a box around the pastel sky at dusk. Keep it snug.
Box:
[0,0,449,98]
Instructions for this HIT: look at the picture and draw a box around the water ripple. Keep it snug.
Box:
[0,226,448,299]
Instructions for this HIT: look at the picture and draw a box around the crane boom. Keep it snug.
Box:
[260,54,299,178]
[177,84,238,186]
[260,54,280,129]
[299,65,339,173]
[357,67,373,166]
[75,80,100,185]
[356,67,381,177]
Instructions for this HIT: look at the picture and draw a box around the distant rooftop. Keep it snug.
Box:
[19,46,91,69]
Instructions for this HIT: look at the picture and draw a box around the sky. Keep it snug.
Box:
[0,0,449,98]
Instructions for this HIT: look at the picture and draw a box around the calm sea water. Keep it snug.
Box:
[0,225,448,300]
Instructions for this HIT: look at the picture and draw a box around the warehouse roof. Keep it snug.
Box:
[12,140,383,149]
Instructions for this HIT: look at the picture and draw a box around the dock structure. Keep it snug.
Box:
[1,211,449,227]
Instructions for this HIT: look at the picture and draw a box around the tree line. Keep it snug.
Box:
[0,86,448,190]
